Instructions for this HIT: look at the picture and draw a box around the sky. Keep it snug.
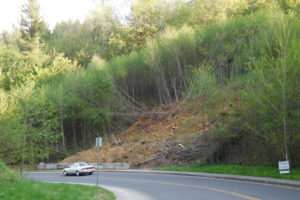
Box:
[0,0,131,32]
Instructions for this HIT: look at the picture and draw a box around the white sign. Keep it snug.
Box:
[278,161,290,174]
[96,137,102,147]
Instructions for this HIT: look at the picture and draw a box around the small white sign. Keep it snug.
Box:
[96,137,102,147]
[278,161,290,174]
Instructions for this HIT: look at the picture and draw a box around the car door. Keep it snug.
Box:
[69,164,77,174]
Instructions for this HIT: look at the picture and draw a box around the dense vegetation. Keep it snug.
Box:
[0,0,299,169]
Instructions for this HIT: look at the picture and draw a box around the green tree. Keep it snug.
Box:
[50,20,85,63]
[278,0,300,11]
[83,3,116,61]
[20,0,46,41]
[190,0,248,25]
[108,0,164,56]
[18,0,48,52]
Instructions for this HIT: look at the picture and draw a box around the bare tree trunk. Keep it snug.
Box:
[152,55,171,104]
[202,111,205,131]
[60,118,66,152]
[58,83,66,152]
[20,133,26,175]
[174,52,188,92]
[72,106,77,149]
[160,65,171,103]
[172,78,179,103]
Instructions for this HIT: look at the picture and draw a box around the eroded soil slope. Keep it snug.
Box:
[61,102,215,168]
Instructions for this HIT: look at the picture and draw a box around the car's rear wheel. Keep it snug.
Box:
[63,170,68,176]
[76,170,80,176]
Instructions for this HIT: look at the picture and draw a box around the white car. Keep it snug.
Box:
[62,162,96,176]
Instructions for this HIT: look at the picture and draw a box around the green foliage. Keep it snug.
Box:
[19,0,48,51]
[106,2,300,166]
[203,6,300,166]
[20,0,46,38]
[107,50,152,103]
[239,10,300,164]
[49,20,87,64]
[1,0,300,167]
[63,65,116,131]
[187,67,217,99]
[49,3,116,65]
[0,37,51,91]
[190,0,248,25]
[0,44,25,90]
[108,0,171,57]
[278,0,300,11]
[0,159,20,182]
[83,4,116,61]
[162,0,193,28]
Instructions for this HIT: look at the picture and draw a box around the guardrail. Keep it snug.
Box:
[37,163,130,170]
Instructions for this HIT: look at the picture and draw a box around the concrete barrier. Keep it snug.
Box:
[37,163,58,170]
[101,163,130,170]
[37,162,130,170]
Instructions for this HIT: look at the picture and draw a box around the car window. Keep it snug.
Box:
[79,162,88,166]
[71,163,78,168]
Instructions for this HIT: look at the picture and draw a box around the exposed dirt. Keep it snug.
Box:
[61,101,216,168]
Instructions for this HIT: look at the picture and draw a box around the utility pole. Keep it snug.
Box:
[96,137,102,187]
[282,34,289,163]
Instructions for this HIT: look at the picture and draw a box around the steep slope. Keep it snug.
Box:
[61,102,216,168]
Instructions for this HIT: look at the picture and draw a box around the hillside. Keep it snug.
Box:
[1,1,300,168]
[61,102,218,168]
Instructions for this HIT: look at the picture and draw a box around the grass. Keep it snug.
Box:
[0,159,115,200]
[0,179,115,200]
[159,165,300,181]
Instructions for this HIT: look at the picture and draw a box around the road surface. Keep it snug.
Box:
[26,171,300,200]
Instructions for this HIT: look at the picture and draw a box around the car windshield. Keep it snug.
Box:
[79,162,89,166]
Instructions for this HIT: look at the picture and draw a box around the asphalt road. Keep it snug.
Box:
[26,171,300,200]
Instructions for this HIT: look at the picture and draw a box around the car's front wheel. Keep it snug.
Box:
[76,171,80,176]
[63,170,68,176]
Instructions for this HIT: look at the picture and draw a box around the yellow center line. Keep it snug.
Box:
[102,177,262,200]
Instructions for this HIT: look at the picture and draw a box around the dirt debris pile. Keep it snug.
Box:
[61,102,214,168]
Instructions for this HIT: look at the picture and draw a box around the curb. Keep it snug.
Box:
[102,185,157,200]
[99,169,300,189]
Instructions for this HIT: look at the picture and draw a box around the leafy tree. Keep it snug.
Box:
[189,0,248,25]
[19,0,46,42]
[242,9,300,164]
[49,20,85,63]
[83,3,116,60]
[0,44,25,90]
[108,0,164,56]
[162,0,193,28]
[1,29,22,45]
[278,0,300,11]
[49,3,116,65]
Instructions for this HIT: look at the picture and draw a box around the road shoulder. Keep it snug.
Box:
[101,185,157,200]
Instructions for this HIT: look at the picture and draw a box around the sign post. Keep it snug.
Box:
[96,137,102,187]
[278,160,290,174]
